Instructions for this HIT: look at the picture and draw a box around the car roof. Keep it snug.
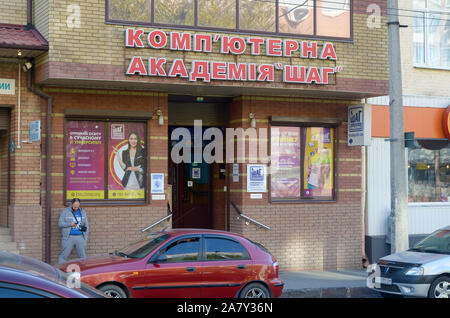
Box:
[440,225,450,231]
[158,228,249,240]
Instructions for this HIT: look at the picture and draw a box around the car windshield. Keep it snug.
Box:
[118,233,170,258]
[410,229,450,255]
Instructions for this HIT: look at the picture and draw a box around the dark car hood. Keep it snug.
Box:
[59,255,140,273]
[380,250,448,265]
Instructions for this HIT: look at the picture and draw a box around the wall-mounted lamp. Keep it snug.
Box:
[22,61,32,72]
[157,109,164,126]
[196,96,204,103]
[17,50,22,57]
[249,112,256,128]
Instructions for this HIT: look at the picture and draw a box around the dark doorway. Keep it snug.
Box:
[172,161,214,229]
[167,96,230,230]
[169,126,215,229]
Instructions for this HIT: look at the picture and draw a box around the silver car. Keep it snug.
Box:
[367,225,450,298]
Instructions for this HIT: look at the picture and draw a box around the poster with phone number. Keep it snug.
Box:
[303,127,334,198]
[66,121,105,200]
[108,122,146,199]
[270,127,301,199]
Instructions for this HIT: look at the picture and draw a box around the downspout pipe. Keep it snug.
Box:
[26,0,33,30]
[27,65,52,264]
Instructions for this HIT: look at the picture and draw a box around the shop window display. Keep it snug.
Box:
[271,125,335,202]
[408,144,450,202]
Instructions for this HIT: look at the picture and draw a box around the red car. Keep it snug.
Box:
[58,229,284,298]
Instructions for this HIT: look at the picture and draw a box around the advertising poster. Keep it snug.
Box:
[271,127,301,200]
[66,121,105,200]
[247,164,267,193]
[108,122,146,199]
[303,127,334,198]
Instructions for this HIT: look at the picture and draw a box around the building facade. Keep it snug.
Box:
[0,0,389,270]
[365,0,450,263]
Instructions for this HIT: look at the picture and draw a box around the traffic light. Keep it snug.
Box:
[404,131,415,148]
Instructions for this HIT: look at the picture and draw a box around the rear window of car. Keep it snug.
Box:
[204,237,250,261]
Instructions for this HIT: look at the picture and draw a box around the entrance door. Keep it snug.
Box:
[172,162,213,229]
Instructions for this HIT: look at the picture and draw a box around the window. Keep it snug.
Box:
[413,0,450,69]
[154,0,195,25]
[411,229,450,254]
[240,0,276,32]
[198,0,236,29]
[0,286,47,298]
[65,120,147,203]
[408,142,450,202]
[270,125,335,201]
[157,237,201,262]
[204,237,250,260]
[106,0,352,39]
[108,0,152,22]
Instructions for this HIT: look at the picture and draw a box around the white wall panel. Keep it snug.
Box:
[367,138,391,236]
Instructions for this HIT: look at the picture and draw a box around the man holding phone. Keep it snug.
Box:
[57,198,89,264]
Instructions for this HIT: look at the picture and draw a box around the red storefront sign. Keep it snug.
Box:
[443,105,450,141]
[124,28,342,85]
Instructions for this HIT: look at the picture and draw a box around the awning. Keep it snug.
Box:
[0,23,48,58]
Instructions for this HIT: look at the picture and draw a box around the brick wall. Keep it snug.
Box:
[0,0,27,25]
[34,0,389,96]
[0,62,44,258]
[227,96,363,271]
[43,89,169,265]
[398,0,450,98]
[0,129,9,227]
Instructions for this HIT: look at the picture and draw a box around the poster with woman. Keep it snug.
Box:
[108,122,146,199]
[270,126,301,200]
[303,127,334,199]
[66,121,105,200]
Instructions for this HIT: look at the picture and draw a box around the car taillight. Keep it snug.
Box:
[272,262,279,277]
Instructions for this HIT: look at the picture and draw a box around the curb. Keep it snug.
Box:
[280,287,381,298]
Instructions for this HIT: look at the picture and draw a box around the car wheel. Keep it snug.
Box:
[239,283,270,298]
[428,276,450,298]
[98,284,128,298]
[379,292,403,298]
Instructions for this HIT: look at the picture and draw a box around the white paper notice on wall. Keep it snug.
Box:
[152,194,165,200]
[348,104,371,146]
[233,163,239,182]
[250,193,263,199]
[247,164,267,193]
[0,79,15,95]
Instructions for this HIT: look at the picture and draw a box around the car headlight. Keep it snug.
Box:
[405,266,424,276]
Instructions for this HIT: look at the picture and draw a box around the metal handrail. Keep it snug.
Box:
[141,214,172,232]
[230,201,270,230]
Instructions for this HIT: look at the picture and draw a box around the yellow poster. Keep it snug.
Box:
[303,127,334,198]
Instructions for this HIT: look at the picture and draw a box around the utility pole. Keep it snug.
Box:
[387,0,409,253]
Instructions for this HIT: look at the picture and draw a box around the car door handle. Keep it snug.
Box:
[186,267,196,272]
[237,265,246,270]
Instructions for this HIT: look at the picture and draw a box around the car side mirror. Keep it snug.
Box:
[150,254,167,264]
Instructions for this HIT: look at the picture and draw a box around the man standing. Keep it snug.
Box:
[57,198,89,264]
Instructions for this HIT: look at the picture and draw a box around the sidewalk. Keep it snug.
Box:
[279,269,381,298]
